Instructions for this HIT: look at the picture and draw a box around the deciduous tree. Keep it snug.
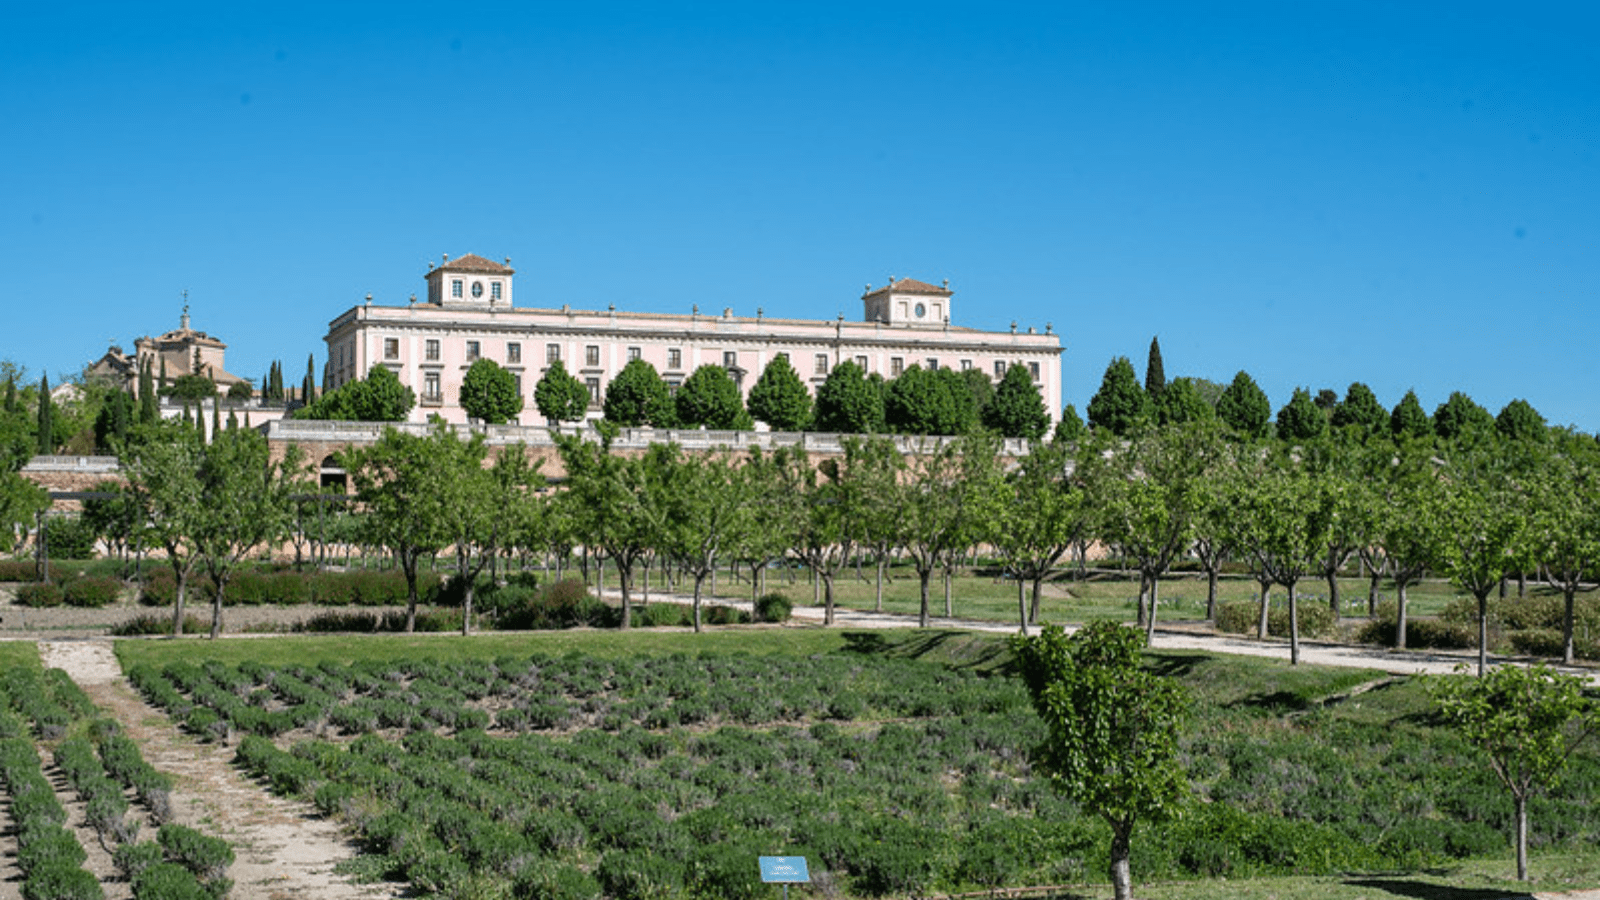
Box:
[459,358,524,424]
[341,428,450,631]
[1012,621,1189,900]
[1275,387,1327,443]
[1433,391,1495,442]
[674,364,748,430]
[1330,382,1387,436]
[982,363,1050,439]
[813,361,882,434]
[1390,389,1432,440]
[746,355,812,432]
[1496,399,1547,443]
[534,359,590,428]
[1215,370,1270,439]
[602,359,674,428]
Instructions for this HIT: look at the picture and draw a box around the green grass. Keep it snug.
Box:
[0,641,41,669]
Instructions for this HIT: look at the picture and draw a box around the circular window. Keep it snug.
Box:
[471,281,484,298]
[914,302,926,317]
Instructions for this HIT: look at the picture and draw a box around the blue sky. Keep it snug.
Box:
[4,1,1596,431]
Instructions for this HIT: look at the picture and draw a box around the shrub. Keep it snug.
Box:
[1356,602,1475,649]
[21,862,103,900]
[158,823,235,883]
[1508,627,1600,661]
[754,592,793,624]
[635,603,690,628]
[514,861,602,900]
[114,841,165,881]
[16,825,87,874]
[63,575,122,608]
[596,850,685,900]
[15,582,64,608]
[1215,598,1337,639]
[497,577,613,630]
[111,614,209,637]
[0,560,40,581]
[41,517,98,560]
[131,861,210,900]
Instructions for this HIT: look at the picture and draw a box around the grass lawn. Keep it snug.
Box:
[0,640,40,669]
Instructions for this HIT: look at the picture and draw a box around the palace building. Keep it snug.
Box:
[322,253,1063,427]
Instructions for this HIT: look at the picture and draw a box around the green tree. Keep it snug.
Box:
[1431,664,1599,881]
[1432,457,1526,675]
[812,361,882,434]
[1497,399,1547,443]
[433,433,541,634]
[1390,389,1432,440]
[885,365,962,435]
[164,374,217,403]
[92,391,133,453]
[1330,382,1387,435]
[534,359,590,428]
[1153,376,1215,427]
[1012,622,1189,900]
[1275,387,1327,443]
[1529,455,1600,664]
[226,381,253,401]
[746,355,812,431]
[602,359,674,427]
[777,445,857,625]
[653,446,745,631]
[302,354,317,404]
[1144,336,1166,400]
[124,434,207,634]
[191,432,307,638]
[1223,458,1336,664]
[1052,404,1086,444]
[982,363,1050,439]
[1433,391,1495,442]
[296,365,415,422]
[36,375,54,455]
[959,367,996,420]
[341,428,450,631]
[989,439,1086,631]
[1215,370,1271,439]
[675,364,749,430]
[1085,356,1148,436]
[896,434,1003,626]
[138,361,158,425]
[459,358,524,424]
[556,428,664,628]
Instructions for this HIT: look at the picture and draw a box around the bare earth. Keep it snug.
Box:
[35,639,405,900]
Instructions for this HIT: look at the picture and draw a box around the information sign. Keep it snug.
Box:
[758,857,810,884]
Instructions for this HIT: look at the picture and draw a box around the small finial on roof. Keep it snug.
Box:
[442,253,449,262]
[504,257,511,266]
[942,279,949,289]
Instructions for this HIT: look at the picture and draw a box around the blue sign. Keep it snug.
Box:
[758,857,810,883]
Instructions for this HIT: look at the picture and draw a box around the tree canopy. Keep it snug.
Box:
[1275,387,1327,443]
[533,359,590,426]
[602,359,674,427]
[1215,370,1271,439]
[674,364,750,430]
[813,361,882,434]
[745,354,812,431]
[983,363,1050,439]
[1086,356,1148,436]
[459,358,524,424]
[295,365,416,422]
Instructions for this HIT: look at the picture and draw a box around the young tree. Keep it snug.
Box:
[1225,460,1334,664]
[1529,455,1600,664]
[746,355,812,432]
[777,445,858,625]
[1012,622,1189,900]
[1215,370,1271,439]
[1275,387,1327,443]
[36,374,53,455]
[534,359,591,429]
[812,361,882,434]
[1431,456,1525,675]
[433,434,541,634]
[1330,382,1387,436]
[191,431,307,638]
[983,363,1050,439]
[124,434,207,634]
[302,354,317,404]
[556,428,664,628]
[674,364,748,429]
[1052,404,1086,444]
[989,439,1086,631]
[1143,336,1166,400]
[341,428,450,631]
[1086,356,1148,436]
[896,436,999,626]
[654,447,744,631]
[459,358,524,424]
[1432,664,1599,881]
[602,358,673,427]
[1390,389,1432,440]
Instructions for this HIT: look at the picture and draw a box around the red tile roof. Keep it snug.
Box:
[862,277,951,298]
[437,253,514,274]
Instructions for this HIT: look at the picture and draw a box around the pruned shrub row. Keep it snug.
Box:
[139,569,444,608]
[1214,597,1337,639]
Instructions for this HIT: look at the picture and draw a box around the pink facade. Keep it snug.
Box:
[324,254,1063,428]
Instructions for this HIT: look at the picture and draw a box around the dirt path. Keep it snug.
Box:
[37,640,404,900]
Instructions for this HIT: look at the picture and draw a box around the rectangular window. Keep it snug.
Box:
[890,357,904,377]
[451,280,463,298]
[466,341,480,362]
[586,345,600,367]
[814,354,829,376]
[628,347,641,362]
[507,342,521,364]
[667,379,682,394]
[383,338,399,360]
[925,358,938,371]
[1029,361,1041,381]
[425,339,440,361]
[667,348,682,369]
[585,377,601,404]
[491,281,503,301]
[960,359,972,371]
[546,343,561,363]
[994,360,1007,377]
[424,372,441,400]
[854,355,868,370]
[511,373,522,396]
[723,351,737,368]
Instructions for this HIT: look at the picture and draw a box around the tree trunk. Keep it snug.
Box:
[1256,578,1271,640]
[1515,792,1529,880]
[1030,576,1044,633]
[1109,820,1134,900]
[403,557,419,633]
[1135,571,1148,628]
[822,570,835,626]
[1016,574,1028,635]
[209,577,228,640]
[1206,566,1219,621]
[692,573,704,633]
[619,561,632,629]
[1326,568,1341,620]
[875,558,885,612]
[1396,580,1409,649]
[917,567,932,628]
[1288,581,1300,665]
[943,565,952,618]
[172,568,188,636]
[1145,573,1159,644]
[1563,587,1577,665]
[1477,591,1489,677]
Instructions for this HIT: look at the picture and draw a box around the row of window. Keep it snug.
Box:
[449,279,504,301]
[383,339,1040,382]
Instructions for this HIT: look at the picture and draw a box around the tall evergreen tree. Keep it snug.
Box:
[1053,404,1087,444]
[983,362,1050,439]
[1086,356,1149,436]
[1215,370,1271,439]
[1331,382,1387,435]
[138,360,158,425]
[1433,391,1495,441]
[158,356,168,388]
[746,354,812,431]
[1390,390,1432,440]
[303,354,317,403]
[1496,399,1547,443]
[210,401,221,443]
[2,379,14,413]
[1144,337,1166,400]
[35,375,53,455]
[1275,387,1327,442]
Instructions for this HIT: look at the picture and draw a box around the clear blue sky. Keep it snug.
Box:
[5,1,1596,431]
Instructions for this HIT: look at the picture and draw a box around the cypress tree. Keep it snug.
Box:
[158,356,168,388]
[227,409,238,430]
[211,401,221,443]
[3,378,15,413]
[36,375,53,455]
[1144,336,1166,400]
[139,360,158,425]
[304,354,317,403]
